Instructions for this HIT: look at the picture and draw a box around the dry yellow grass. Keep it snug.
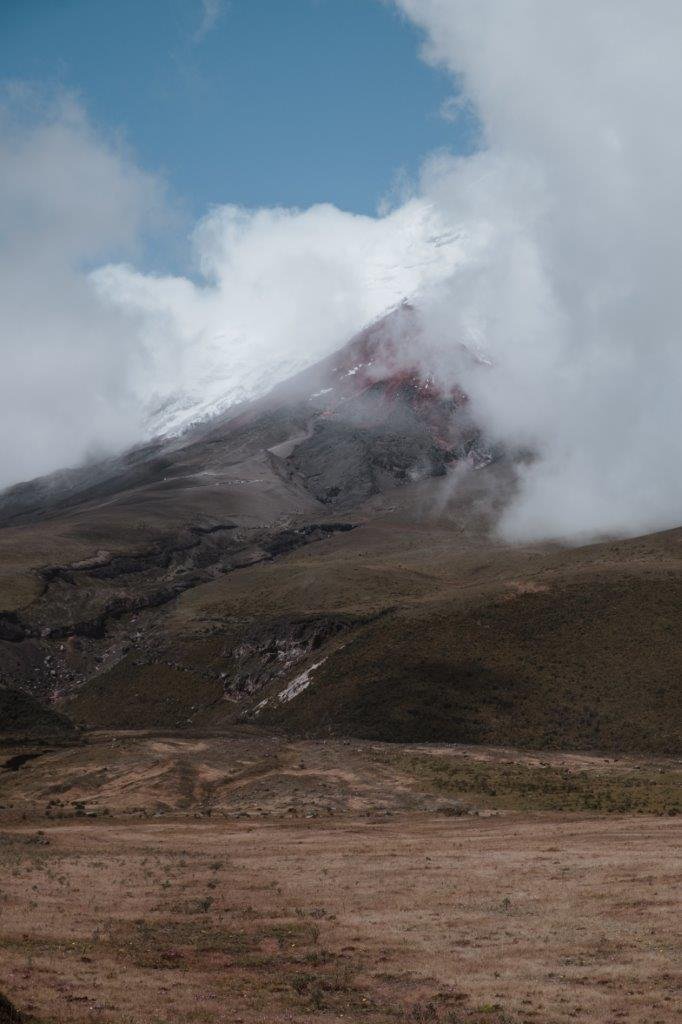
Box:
[0,733,680,1023]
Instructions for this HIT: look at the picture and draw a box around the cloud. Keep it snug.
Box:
[7,2,682,548]
[92,199,462,435]
[0,86,461,489]
[393,0,682,541]
[438,94,466,124]
[0,89,167,489]
[193,0,225,43]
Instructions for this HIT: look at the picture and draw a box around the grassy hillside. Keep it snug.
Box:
[4,454,681,756]
[257,572,680,753]
[202,521,681,755]
[0,688,78,742]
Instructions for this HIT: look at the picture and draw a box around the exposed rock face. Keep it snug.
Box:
[282,307,491,507]
[226,615,364,700]
[288,404,454,507]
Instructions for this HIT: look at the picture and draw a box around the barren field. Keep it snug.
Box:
[0,733,680,1024]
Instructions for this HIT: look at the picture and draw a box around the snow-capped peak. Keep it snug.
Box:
[92,199,464,438]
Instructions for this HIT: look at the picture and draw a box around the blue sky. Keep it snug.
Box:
[0,0,475,219]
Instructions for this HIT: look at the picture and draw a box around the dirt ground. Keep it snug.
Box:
[0,733,680,1024]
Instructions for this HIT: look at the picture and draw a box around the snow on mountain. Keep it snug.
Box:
[92,199,464,438]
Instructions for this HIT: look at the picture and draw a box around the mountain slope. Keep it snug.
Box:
[0,309,680,755]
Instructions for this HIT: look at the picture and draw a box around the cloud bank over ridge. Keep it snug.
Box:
[393,0,682,540]
[92,199,462,436]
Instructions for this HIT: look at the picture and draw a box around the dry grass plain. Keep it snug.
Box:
[0,732,680,1024]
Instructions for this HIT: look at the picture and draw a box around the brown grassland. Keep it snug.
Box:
[0,731,680,1024]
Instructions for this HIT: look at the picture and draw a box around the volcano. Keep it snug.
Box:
[0,306,680,755]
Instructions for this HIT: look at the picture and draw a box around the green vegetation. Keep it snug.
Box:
[379,751,682,815]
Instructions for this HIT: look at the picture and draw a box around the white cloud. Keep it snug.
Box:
[0,88,462,488]
[394,0,682,541]
[93,199,463,434]
[194,0,225,43]
[0,91,165,488]
[7,2,682,547]
[438,93,467,124]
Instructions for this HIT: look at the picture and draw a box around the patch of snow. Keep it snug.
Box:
[277,659,326,703]
[345,364,366,377]
[311,387,334,398]
[96,200,465,439]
